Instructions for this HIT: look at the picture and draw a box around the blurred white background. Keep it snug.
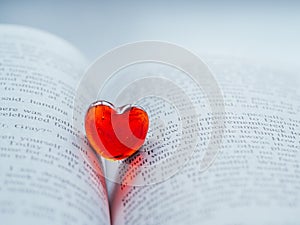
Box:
[1,0,299,69]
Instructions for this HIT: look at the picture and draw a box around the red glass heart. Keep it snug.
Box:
[85,100,149,160]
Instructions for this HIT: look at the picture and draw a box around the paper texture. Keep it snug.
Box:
[0,25,110,225]
[110,57,300,225]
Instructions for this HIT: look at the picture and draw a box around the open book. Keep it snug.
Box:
[0,25,299,225]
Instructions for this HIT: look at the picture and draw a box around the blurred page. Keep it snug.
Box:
[110,57,300,225]
[0,25,110,225]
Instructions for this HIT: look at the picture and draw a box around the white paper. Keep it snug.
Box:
[0,25,110,225]
[110,57,300,225]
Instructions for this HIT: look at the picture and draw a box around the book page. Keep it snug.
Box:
[110,57,300,225]
[0,25,110,225]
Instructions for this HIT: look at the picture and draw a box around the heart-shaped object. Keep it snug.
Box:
[85,100,149,160]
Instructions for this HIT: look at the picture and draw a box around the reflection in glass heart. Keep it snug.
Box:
[85,100,149,160]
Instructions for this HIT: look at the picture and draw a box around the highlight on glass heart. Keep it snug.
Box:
[84,100,149,161]
[73,41,225,186]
